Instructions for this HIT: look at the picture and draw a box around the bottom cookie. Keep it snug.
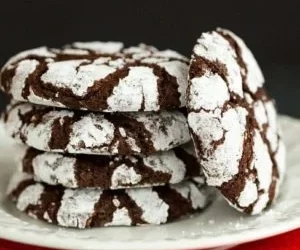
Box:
[7,172,215,228]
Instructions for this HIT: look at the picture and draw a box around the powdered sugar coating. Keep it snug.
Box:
[234,103,285,214]
[170,183,190,200]
[124,137,141,153]
[33,153,77,187]
[126,188,169,224]
[60,48,89,55]
[68,113,116,154]
[111,164,142,188]
[105,208,132,226]
[123,44,188,62]
[192,31,243,97]
[265,101,279,151]
[143,150,186,183]
[4,102,190,155]
[238,179,258,207]
[157,60,188,106]
[187,28,285,214]
[43,211,52,223]
[72,41,123,54]
[217,28,265,94]
[132,111,189,152]
[188,73,230,110]
[4,103,70,150]
[106,66,159,111]
[251,193,270,215]
[1,43,188,112]
[275,140,286,179]
[17,143,199,189]
[7,171,213,228]
[122,44,157,57]
[57,189,102,228]
[41,60,116,96]
[252,130,273,191]
[26,110,73,151]
[11,60,40,101]
[152,50,188,61]
[3,47,55,67]
[17,184,44,211]
[170,179,211,210]
[189,182,210,209]
[253,100,268,130]
[188,107,248,186]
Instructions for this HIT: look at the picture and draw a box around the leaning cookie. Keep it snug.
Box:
[187,28,285,214]
[16,143,201,189]
[0,43,188,112]
[7,171,214,228]
[4,102,190,155]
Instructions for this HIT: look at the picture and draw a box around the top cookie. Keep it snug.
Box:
[187,28,285,214]
[0,42,188,112]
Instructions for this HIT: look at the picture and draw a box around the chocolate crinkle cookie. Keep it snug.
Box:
[15,143,201,189]
[1,28,287,227]
[4,102,190,155]
[187,28,285,214]
[7,171,214,228]
[0,42,189,112]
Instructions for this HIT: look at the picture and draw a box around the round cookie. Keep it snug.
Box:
[4,102,190,155]
[0,43,188,112]
[16,143,201,189]
[187,28,285,215]
[7,171,214,228]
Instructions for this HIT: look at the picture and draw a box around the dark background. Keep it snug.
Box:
[0,1,299,116]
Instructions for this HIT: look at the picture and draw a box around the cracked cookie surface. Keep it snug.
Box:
[4,102,190,155]
[187,28,285,214]
[15,143,201,189]
[0,43,188,112]
[7,171,214,228]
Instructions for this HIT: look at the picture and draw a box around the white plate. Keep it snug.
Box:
[0,115,299,250]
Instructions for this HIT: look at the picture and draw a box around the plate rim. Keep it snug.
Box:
[0,219,299,250]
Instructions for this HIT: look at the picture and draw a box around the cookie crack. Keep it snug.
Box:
[219,31,279,212]
[74,152,171,188]
[104,113,155,155]
[1,47,186,111]
[48,115,78,150]
[153,185,193,221]
[87,190,145,227]
[86,191,118,227]
[16,105,54,144]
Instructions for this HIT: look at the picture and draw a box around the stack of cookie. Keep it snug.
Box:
[0,43,213,228]
[0,28,286,228]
